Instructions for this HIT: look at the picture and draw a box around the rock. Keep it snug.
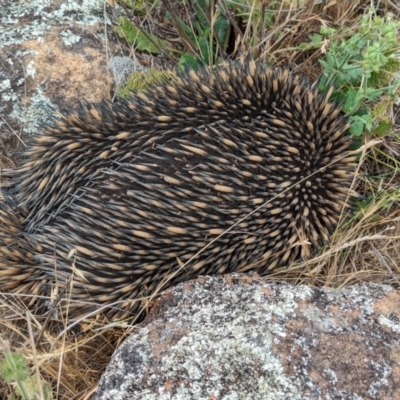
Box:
[95,275,400,400]
[108,56,146,87]
[0,0,121,153]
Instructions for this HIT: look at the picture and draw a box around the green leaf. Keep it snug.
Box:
[298,42,310,50]
[365,88,383,101]
[361,113,373,131]
[193,0,210,29]
[264,11,274,28]
[349,120,364,137]
[343,88,358,113]
[372,120,392,137]
[1,352,29,383]
[349,113,373,136]
[214,15,229,44]
[320,26,336,36]
[178,54,201,71]
[310,34,322,47]
[198,36,211,65]
[339,65,364,84]
[114,17,168,54]
[319,59,330,70]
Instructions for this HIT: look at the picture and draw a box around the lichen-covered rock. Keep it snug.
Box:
[95,276,400,400]
[0,0,120,142]
[109,56,142,87]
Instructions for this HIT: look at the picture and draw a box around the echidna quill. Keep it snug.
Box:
[0,60,356,319]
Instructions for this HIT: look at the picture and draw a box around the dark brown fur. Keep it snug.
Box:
[0,60,356,319]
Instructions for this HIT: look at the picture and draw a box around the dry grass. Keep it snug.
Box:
[0,300,127,399]
[0,0,399,399]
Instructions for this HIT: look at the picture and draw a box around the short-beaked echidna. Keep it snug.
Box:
[0,60,356,319]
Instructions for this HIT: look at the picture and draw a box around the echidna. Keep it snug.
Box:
[0,60,356,319]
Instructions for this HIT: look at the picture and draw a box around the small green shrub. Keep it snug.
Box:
[307,8,400,137]
[0,338,53,400]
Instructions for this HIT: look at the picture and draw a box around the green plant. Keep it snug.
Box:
[312,8,400,137]
[0,337,53,400]
[165,0,230,69]
[117,69,173,97]
[114,15,170,54]
[114,0,278,69]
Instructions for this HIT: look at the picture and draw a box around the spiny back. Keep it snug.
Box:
[1,60,355,319]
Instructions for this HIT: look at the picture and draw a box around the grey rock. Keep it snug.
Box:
[95,275,400,400]
[0,0,120,143]
[108,56,147,87]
